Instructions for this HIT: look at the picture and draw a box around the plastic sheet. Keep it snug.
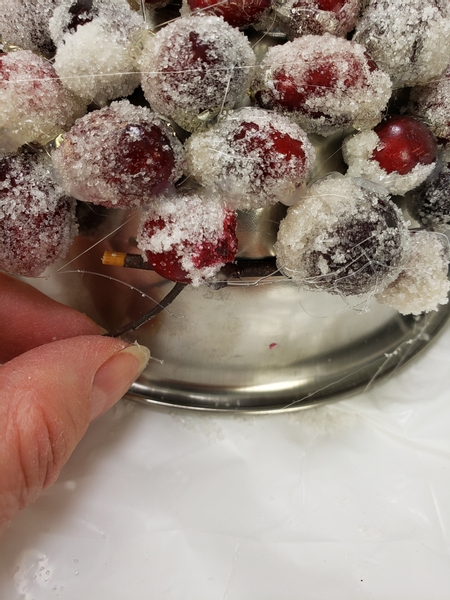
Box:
[2,324,450,599]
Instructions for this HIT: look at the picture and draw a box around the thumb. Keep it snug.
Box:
[0,335,150,528]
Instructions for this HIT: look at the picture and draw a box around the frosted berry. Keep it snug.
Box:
[182,0,271,29]
[0,50,86,154]
[371,116,437,176]
[275,176,409,296]
[185,107,315,209]
[342,115,438,195]
[251,34,391,136]
[0,149,78,277]
[137,191,238,286]
[354,0,450,88]
[275,0,360,39]
[50,0,143,105]
[407,165,450,231]
[376,230,450,315]
[408,64,450,142]
[0,0,59,57]
[140,15,256,132]
[52,100,185,210]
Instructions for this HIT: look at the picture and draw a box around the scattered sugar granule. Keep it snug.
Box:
[140,15,256,132]
[185,107,315,210]
[275,174,409,296]
[376,230,450,315]
[52,100,185,209]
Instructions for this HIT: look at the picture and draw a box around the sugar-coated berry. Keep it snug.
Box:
[376,230,450,315]
[275,0,360,39]
[251,34,391,136]
[0,0,59,57]
[137,191,238,286]
[53,100,185,210]
[185,107,315,209]
[342,115,438,195]
[407,165,450,231]
[182,0,271,29]
[0,149,78,277]
[408,64,450,142]
[140,15,256,132]
[275,176,409,296]
[371,116,437,176]
[50,0,143,105]
[0,50,86,154]
[354,0,450,88]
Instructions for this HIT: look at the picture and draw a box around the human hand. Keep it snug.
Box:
[0,273,150,529]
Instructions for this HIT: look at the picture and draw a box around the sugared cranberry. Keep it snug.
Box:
[408,64,450,142]
[186,0,271,28]
[275,176,409,296]
[372,115,437,175]
[52,100,185,210]
[407,165,450,230]
[0,149,78,277]
[140,15,256,132]
[0,50,85,153]
[137,192,238,286]
[185,107,315,209]
[143,212,238,283]
[276,0,360,38]
[251,34,391,136]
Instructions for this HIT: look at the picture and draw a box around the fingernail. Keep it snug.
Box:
[90,344,150,422]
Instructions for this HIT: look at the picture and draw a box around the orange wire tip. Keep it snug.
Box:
[102,251,127,267]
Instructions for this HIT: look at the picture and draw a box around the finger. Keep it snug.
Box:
[0,335,150,528]
[0,273,101,363]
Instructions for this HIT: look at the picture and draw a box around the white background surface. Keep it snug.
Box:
[2,325,450,599]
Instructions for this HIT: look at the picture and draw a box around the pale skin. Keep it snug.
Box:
[0,273,150,530]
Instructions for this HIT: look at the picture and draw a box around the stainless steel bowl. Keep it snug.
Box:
[26,129,450,412]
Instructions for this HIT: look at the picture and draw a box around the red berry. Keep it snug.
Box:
[186,0,271,28]
[140,15,256,132]
[185,107,315,209]
[52,100,185,209]
[372,115,437,175]
[252,35,391,135]
[145,212,237,283]
[0,149,78,277]
[137,193,238,285]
